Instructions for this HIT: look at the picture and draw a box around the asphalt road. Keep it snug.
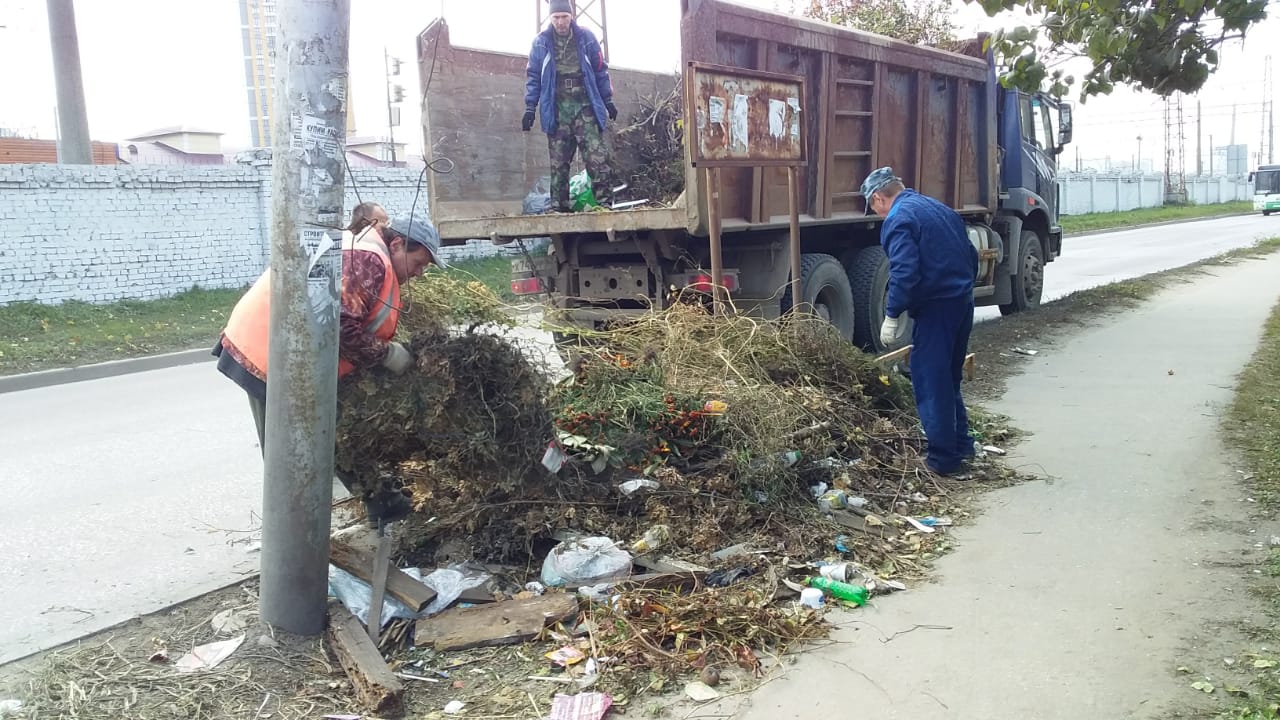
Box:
[0,212,1276,665]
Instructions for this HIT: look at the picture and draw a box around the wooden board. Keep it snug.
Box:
[632,555,710,574]
[874,345,912,366]
[414,594,580,652]
[616,571,708,593]
[874,346,978,382]
[830,509,887,538]
[327,603,405,716]
[329,541,437,612]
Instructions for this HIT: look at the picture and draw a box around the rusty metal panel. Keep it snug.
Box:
[687,63,807,168]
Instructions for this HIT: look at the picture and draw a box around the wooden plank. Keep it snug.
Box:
[632,555,710,574]
[329,541,437,613]
[327,603,405,716]
[414,594,580,652]
[874,344,913,366]
[964,353,976,382]
[616,571,708,593]
[830,510,887,538]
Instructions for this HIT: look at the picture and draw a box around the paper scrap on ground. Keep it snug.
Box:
[174,635,245,673]
[547,692,614,720]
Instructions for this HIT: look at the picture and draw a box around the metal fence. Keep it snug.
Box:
[1057,173,1253,216]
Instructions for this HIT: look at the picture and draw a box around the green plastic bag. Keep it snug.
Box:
[570,170,600,212]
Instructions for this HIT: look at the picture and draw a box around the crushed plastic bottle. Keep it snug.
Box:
[630,524,672,555]
[804,576,869,606]
[618,478,660,496]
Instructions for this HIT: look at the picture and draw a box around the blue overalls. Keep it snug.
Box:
[881,190,978,474]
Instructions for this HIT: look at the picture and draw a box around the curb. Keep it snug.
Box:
[0,348,213,395]
[1064,211,1258,238]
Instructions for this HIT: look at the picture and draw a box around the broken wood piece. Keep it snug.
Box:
[329,541,437,613]
[874,345,912,366]
[414,594,580,652]
[963,353,976,382]
[327,603,405,717]
[829,510,887,538]
[632,555,710,575]
[455,586,498,605]
[615,571,707,593]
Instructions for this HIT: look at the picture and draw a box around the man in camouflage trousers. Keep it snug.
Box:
[523,0,618,211]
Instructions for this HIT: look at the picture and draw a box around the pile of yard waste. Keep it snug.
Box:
[612,85,685,206]
[6,275,1018,720]
[328,273,1017,698]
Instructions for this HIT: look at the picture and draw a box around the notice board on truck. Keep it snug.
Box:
[687,63,807,168]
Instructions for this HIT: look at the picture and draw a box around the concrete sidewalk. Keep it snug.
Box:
[715,252,1280,718]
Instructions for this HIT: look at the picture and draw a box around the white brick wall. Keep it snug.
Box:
[0,156,503,306]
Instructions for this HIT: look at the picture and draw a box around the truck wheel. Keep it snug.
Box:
[999,230,1045,316]
[847,246,911,353]
[1265,210,1273,217]
[781,253,856,341]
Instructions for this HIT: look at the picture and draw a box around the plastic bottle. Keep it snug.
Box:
[631,524,672,554]
[804,576,869,606]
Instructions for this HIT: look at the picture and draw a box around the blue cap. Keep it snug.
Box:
[860,167,898,214]
[387,212,448,268]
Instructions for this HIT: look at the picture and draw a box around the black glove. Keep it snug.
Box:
[522,108,536,132]
[605,102,618,121]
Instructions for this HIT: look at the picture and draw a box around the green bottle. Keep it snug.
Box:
[805,576,869,606]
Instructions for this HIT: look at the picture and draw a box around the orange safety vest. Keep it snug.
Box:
[222,227,401,379]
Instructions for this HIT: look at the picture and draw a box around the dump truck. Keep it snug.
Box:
[416,0,1072,352]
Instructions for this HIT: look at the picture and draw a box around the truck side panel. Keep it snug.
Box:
[681,0,997,234]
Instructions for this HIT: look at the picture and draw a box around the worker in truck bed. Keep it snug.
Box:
[522,0,618,211]
[863,167,978,476]
[212,211,448,524]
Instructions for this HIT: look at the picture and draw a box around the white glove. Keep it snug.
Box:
[382,342,413,375]
[880,315,901,348]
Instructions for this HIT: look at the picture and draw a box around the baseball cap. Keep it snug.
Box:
[860,167,898,215]
[386,212,449,268]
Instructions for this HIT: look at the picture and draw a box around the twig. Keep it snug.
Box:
[880,623,954,643]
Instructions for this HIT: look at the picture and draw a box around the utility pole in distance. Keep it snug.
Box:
[384,49,403,164]
[260,0,351,636]
[45,0,91,163]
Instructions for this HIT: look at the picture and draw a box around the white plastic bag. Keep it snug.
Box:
[541,536,633,587]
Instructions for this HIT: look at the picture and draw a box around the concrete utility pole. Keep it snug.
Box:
[45,0,91,164]
[260,0,351,636]
[1196,100,1202,176]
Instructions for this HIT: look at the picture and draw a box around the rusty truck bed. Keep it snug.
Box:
[417,0,996,244]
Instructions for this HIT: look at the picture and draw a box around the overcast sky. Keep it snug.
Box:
[1,0,1275,173]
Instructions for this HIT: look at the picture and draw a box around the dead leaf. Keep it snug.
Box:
[1255,659,1277,669]
[1191,681,1215,693]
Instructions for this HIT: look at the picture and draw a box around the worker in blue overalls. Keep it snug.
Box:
[862,167,978,476]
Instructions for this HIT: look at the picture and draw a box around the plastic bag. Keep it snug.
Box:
[420,565,490,616]
[522,176,554,215]
[541,536,633,587]
[570,170,600,212]
[328,563,491,626]
[328,564,419,628]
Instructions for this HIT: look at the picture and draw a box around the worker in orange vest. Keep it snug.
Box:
[213,210,447,524]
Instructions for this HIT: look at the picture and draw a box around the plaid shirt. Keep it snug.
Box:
[221,246,393,381]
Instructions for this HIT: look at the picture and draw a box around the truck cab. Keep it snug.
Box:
[994,88,1072,314]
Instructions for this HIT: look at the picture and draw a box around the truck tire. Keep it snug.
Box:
[999,230,1045,316]
[781,253,856,341]
[847,246,912,353]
